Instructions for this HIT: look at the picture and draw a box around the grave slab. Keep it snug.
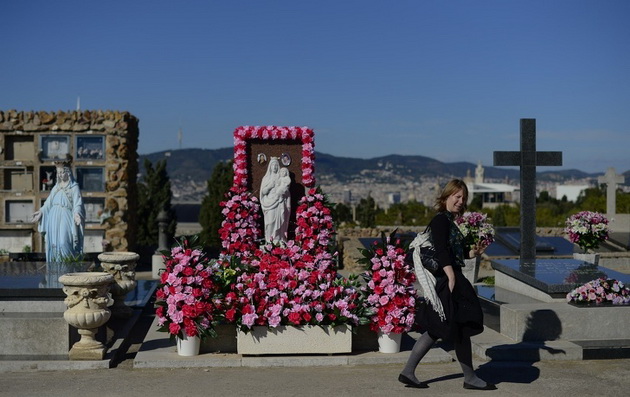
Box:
[492,259,630,300]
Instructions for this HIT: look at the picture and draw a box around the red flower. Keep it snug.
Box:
[288,312,302,325]
[169,322,181,335]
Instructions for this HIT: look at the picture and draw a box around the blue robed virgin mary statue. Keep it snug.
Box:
[32,158,86,262]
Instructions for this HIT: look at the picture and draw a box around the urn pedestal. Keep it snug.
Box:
[99,252,140,318]
[58,272,114,360]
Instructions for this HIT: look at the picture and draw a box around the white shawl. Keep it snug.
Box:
[409,231,446,321]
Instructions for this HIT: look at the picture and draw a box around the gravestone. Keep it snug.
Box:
[596,167,630,248]
[598,167,624,216]
[490,119,627,299]
[494,119,563,266]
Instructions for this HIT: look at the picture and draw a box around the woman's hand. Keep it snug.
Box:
[469,243,487,258]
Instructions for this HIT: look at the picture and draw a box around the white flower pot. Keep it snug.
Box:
[177,334,201,356]
[573,252,600,265]
[377,332,402,353]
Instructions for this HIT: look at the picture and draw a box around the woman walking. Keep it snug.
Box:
[399,179,496,391]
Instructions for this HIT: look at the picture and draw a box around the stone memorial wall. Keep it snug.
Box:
[0,110,139,252]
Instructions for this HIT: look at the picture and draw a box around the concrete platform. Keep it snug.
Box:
[0,309,143,373]
[133,316,454,369]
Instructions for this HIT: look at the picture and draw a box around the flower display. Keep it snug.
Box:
[232,126,315,188]
[219,187,262,259]
[205,126,372,334]
[455,211,495,249]
[566,277,630,305]
[228,243,368,331]
[294,187,336,270]
[155,236,222,339]
[360,232,417,334]
[564,211,610,253]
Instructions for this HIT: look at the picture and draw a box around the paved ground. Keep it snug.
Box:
[1,358,628,397]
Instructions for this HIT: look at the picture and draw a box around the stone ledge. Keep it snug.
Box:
[500,302,630,342]
[472,327,582,361]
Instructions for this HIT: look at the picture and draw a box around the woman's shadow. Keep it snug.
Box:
[474,309,566,385]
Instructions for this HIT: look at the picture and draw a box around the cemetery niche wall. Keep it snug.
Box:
[0,110,139,254]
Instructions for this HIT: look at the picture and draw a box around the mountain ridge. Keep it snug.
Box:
[139,147,625,185]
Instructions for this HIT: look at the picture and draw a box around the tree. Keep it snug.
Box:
[355,196,377,228]
[332,202,353,225]
[136,159,177,247]
[576,187,606,213]
[199,160,234,247]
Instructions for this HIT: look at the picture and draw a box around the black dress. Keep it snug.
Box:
[416,212,484,342]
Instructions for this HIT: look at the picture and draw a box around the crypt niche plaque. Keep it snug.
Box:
[84,197,106,223]
[76,167,105,192]
[76,135,105,160]
[39,135,70,161]
[5,200,34,224]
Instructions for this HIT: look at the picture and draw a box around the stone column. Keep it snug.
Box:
[152,209,169,279]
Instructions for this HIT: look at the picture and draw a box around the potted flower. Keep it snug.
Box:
[360,231,417,353]
[566,277,630,306]
[155,235,222,356]
[455,211,495,283]
[564,211,610,265]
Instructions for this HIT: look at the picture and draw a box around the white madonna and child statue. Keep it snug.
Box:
[260,157,291,243]
[31,159,86,262]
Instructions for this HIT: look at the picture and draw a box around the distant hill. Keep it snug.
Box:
[138,147,616,186]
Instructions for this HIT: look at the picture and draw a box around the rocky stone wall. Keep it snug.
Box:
[336,226,568,274]
[0,110,139,252]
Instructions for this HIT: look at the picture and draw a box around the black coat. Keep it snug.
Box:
[415,213,484,342]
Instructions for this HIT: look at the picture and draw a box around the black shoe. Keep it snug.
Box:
[463,382,497,390]
[398,374,429,389]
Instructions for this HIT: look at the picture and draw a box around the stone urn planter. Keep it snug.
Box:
[98,251,140,318]
[59,272,114,360]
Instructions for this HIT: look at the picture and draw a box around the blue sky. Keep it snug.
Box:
[2,1,629,173]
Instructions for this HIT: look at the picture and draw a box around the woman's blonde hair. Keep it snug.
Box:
[434,179,469,212]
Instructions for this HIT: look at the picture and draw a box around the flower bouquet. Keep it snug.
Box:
[564,211,610,253]
[230,242,368,332]
[455,211,495,250]
[155,235,222,340]
[566,277,630,306]
[360,231,417,335]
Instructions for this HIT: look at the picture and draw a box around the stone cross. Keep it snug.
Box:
[598,167,624,215]
[493,119,563,265]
